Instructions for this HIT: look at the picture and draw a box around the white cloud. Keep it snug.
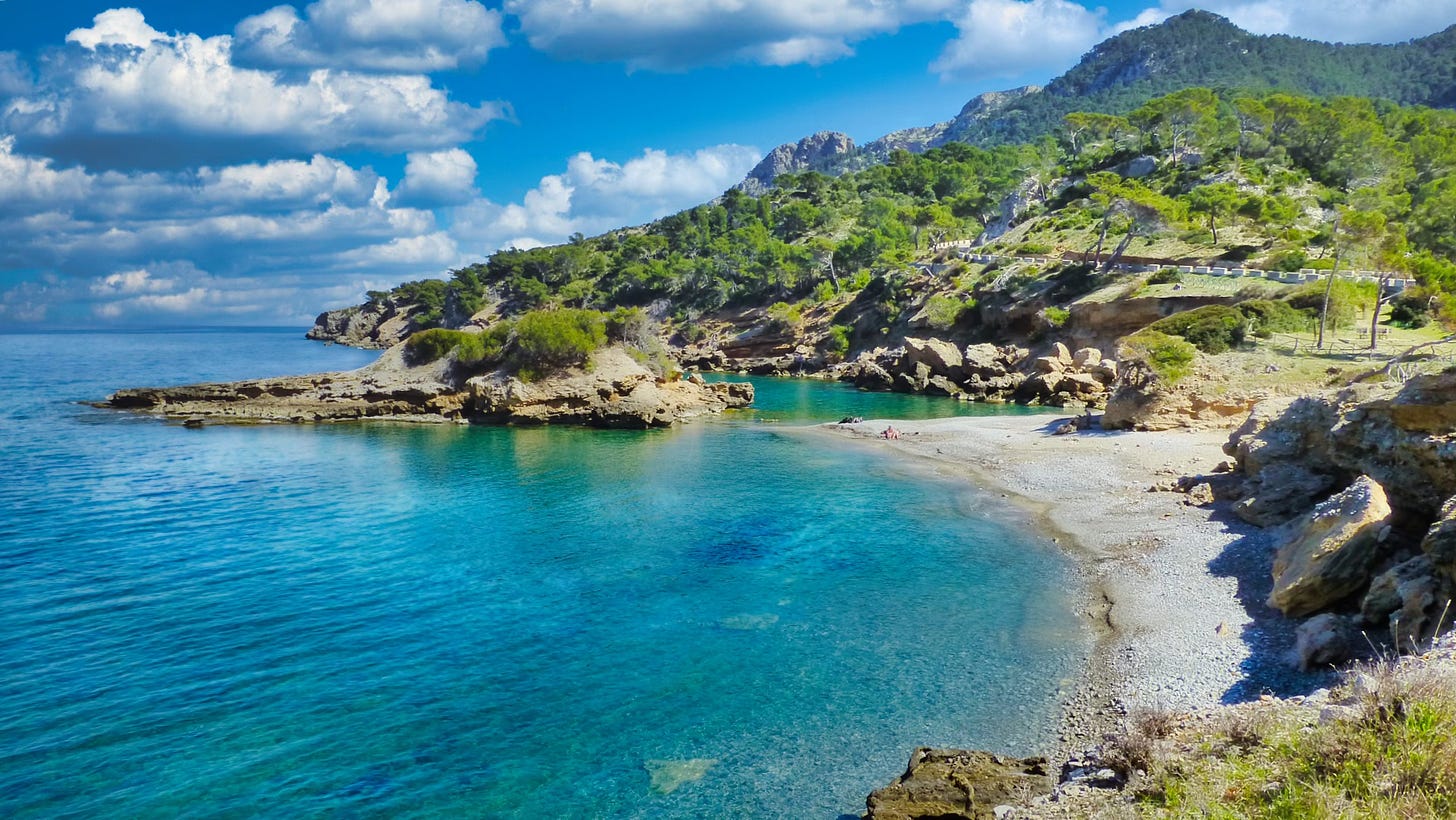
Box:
[0,51,32,96]
[235,0,506,72]
[448,144,762,255]
[395,148,478,206]
[90,268,174,296]
[506,0,959,70]
[931,0,1122,78]
[1154,1,1456,44]
[5,8,501,167]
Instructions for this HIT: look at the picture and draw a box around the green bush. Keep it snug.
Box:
[1044,306,1070,327]
[1149,305,1246,353]
[812,281,837,303]
[511,308,607,379]
[1147,268,1183,285]
[1016,242,1053,255]
[1236,299,1309,337]
[1121,330,1197,384]
[1388,290,1434,329]
[404,328,474,365]
[766,301,804,329]
[924,294,971,330]
[825,324,852,357]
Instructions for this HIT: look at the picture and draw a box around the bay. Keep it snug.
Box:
[0,329,1087,818]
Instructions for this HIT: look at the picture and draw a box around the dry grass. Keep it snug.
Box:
[1132,655,1456,819]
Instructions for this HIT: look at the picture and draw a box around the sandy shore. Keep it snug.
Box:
[808,413,1335,758]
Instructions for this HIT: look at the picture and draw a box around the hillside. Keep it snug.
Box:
[827,10,1456,173]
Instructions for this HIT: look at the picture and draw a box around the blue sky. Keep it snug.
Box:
[1,1,1452,327]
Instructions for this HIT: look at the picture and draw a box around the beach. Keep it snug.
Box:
[813,414,1336,759]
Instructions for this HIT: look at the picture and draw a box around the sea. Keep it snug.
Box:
[0,328,1089,819]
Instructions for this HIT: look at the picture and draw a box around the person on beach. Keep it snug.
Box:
[881,425,899,440]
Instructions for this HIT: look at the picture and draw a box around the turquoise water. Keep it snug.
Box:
[0,329,1087,818]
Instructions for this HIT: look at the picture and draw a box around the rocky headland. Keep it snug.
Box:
[102,344,754,429]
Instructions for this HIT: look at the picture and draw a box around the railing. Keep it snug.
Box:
[926,246,1418,292]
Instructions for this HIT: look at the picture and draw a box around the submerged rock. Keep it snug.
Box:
[865,748,1051,820]
[643,758,717,794]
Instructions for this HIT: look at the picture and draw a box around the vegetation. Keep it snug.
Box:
[511,309,607,380]
[1127,657,1456,819]
[1121,330,1198,384]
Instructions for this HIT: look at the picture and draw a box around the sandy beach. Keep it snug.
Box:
[810,413,1336,758]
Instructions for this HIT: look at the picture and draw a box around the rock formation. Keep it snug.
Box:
[734,131,855,196]
[864,747,1052,820]
[104,345,753,429]
[1268,476,1393,617]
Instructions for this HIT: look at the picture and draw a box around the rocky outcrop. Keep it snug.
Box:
[470,347,752,428]
[834,338,1117,408]
[734,131,855,196]
[105,345,466,422]
[1224,396,1346,526]
[104,345,753,428]
[308,300,420,349]
[854,86,1041,165]
[1268,476,1394,617]
[864,748,1051,820]
[1102,375,1260,432]
[1422,496,1456,585]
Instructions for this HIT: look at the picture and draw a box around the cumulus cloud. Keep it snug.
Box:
[448,144,762,253]
[932,0,1111,78]
[506,0,959,70]
[1153,0,1456,44]
[3,8,501,168]
[0,52,33,96]
[235,0,507,72]
[395,148,479,206]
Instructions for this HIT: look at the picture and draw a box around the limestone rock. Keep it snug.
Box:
[1362,555,1453,651]
[962,343,1003,376]
[1362,556,1436,626]
[1269,476,1394,617]
[865,748,1051,820]
[1294,613,1356,670]
[1422,495,1456,585]
[1072,347,1102,368]
[903,337,964,378]
[1325,373,1456,518]
[470,348,753,428]
[1032,356,1065,374]
[1052,342,1073,365]
[735,131,855,196]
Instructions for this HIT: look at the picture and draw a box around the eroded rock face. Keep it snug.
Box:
[1269,476,1394,617]
[105,345,753,429]
[864,748,1051,820]
[469,347,753,428]
[1422,496,1456,585]
[734,131,855,196]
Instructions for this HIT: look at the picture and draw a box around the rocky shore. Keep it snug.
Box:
[827,367,1456,818]
[102,345,754,428]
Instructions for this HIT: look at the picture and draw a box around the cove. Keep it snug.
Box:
[0,329,1088,818]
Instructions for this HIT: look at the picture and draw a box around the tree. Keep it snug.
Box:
[1129,87,1223,164]
[1186,183,1243,245]
[1317,198,1386,350]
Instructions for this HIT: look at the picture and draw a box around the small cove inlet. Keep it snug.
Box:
[0,329,1089,818]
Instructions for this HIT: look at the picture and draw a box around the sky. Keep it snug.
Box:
[1,1,1453,327]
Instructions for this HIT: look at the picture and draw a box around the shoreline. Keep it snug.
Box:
[804,414,1337,765]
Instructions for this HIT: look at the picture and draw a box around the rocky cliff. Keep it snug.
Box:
[103,344,753,428]
[733,131,855,195]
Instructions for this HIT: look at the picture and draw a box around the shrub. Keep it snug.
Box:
[1044,306,1070,327]
[766,301,803,329]
[1121,330,1197,384]
[511,308,606,379]
[1236,299,1309,337]
[1150,305,1246,353]
[1016,242,1053,255]
[1289,278,1378,332]
[825,324,852,358]
[1147,268,1183,285]
[924,294,971,330]
[605,306,655,348]
[1388,290,1434,329]
[812,281,837,303]
[404,328,473,365]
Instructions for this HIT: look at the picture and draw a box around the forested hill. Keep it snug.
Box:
[842,10,1456,168]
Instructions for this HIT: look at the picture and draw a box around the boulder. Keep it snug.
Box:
[1360,555,1453,651]
[865,748,1051,820]
[1268,476,1394,617]
[924,376,965,398]
[1294,613,1356,670]
[1072,347,1102,369]
[962,343,1005,376]
[903,337,964,378]
[1325,373,1456,518]
[1421,495,1456,585]
[1052,342,1073,365]
[1233,462,1343,528]
[1226,396,1346,525]
[1032,356,1065,374]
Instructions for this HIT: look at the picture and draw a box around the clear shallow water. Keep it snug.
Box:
[0,329,1088,819]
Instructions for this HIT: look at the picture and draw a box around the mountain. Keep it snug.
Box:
[750,10,1456,186]
[734,131,855,196]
